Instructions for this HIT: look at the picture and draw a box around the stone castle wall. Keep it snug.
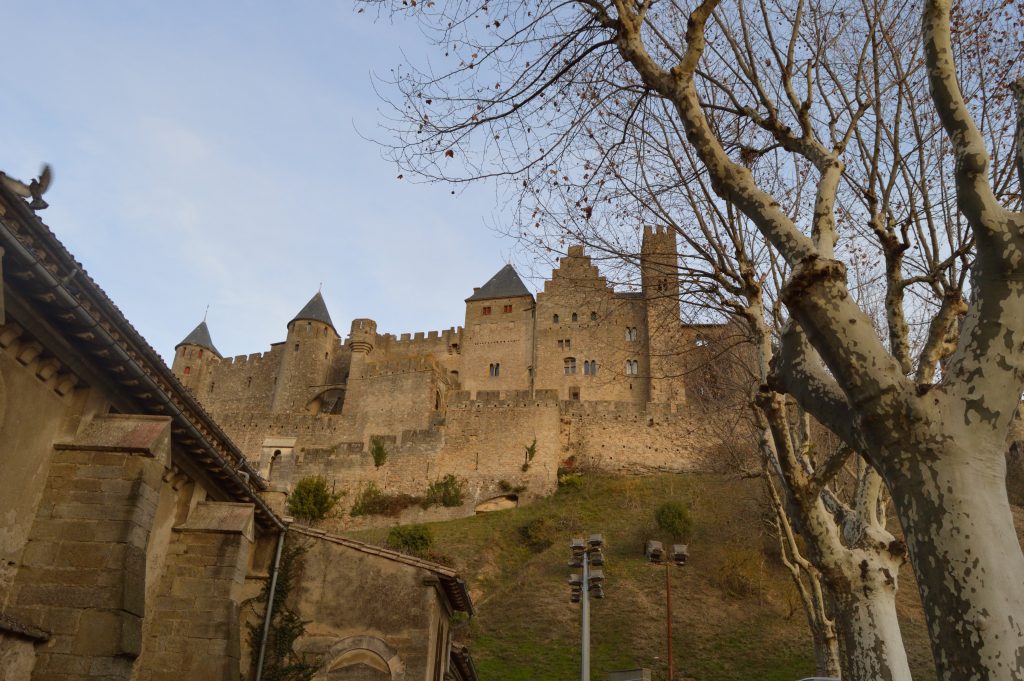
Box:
[233,388,732,530]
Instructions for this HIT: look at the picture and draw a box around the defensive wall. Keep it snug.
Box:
[240,388,733,530]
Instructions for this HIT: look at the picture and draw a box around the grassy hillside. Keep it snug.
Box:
[346,473,934,681]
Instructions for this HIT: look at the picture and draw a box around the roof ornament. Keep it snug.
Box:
[203,304,209,323]
[0,164,52,210]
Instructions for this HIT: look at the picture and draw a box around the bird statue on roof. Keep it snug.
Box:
[0,164,52,210]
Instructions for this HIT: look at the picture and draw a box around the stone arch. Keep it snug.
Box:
[475,494,519,513]
[315,636,404,681]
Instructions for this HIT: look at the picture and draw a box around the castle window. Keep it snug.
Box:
[294,342,300,352]
[247,376,252,388]
[695,336,708,347]
[503,304,513,313]
[553,314,559,323]
[590,311,597,321]
[570,387,581,400]
[625,359,639,375]
[184,366,191,375]
[564,357,577,375]
[198,349,203,358]
[571,312,578,322]
[626,327,638,341]
[557,338,571,350]
[489,363,500,377]
[584,360,598,376]
[483,306,492,315]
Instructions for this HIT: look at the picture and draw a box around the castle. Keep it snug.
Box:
[170,229,727,524]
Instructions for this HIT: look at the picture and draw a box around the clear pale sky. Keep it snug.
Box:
[1,2,528,361]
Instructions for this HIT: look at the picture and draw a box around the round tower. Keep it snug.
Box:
[271,292,340,412]
[171,320,221,394]
[349,318,377,355]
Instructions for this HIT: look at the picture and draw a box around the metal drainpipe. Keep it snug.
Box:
[254,528,287,681]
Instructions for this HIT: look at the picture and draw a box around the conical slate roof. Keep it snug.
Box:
[466,264,533,302]
[290,292,336,332]
[176,321,221,357]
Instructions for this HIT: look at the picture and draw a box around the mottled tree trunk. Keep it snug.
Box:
[831,559,912,681]
[884,443,1024,680]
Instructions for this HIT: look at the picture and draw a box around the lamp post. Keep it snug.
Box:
[569,534,605,681]
[645,540,688,681]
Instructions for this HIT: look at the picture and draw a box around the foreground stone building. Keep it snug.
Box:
[171,232,732,525]
[0,172,476,681]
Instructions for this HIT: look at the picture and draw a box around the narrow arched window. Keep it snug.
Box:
[571,312,578,322]
[553,314,560,323]
[590,311,597,321]
[184,366,191,375]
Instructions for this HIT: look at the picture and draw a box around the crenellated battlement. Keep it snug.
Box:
[448,389,561,409]
[221,350,278,367]
[357,355,445,379]
[371,326,463,351]
[643,224,673,237]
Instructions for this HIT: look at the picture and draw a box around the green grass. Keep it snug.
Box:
[346,472,931,681]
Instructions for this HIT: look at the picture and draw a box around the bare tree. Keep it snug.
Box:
[368,0,1024,677]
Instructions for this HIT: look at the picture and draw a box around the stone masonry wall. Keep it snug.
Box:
[0,340,80,604]
[136,502,254,681]
[6,415,171,681]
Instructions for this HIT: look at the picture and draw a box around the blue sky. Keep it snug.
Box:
[1,2,529,361]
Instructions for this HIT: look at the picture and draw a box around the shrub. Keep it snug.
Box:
[370,437,388,468]
[557,471,584,491]
[655,500,693,540]
[349,483,423,517]
[424,474,466,508]
[286,476,342,522]
[246,542,318,680]
[518,517,557,551]
[387,524,433,557]
[521,438,538,471]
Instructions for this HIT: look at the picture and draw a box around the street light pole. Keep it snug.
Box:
[569,534,605,681]
[665,561,673,681]
[582,551,590,681]
[646,540,688,681]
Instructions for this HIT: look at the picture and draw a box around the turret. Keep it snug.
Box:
[349,318,377,355]
[171,320,221,394]
[641,225,684,404]
[271,292,340,412]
